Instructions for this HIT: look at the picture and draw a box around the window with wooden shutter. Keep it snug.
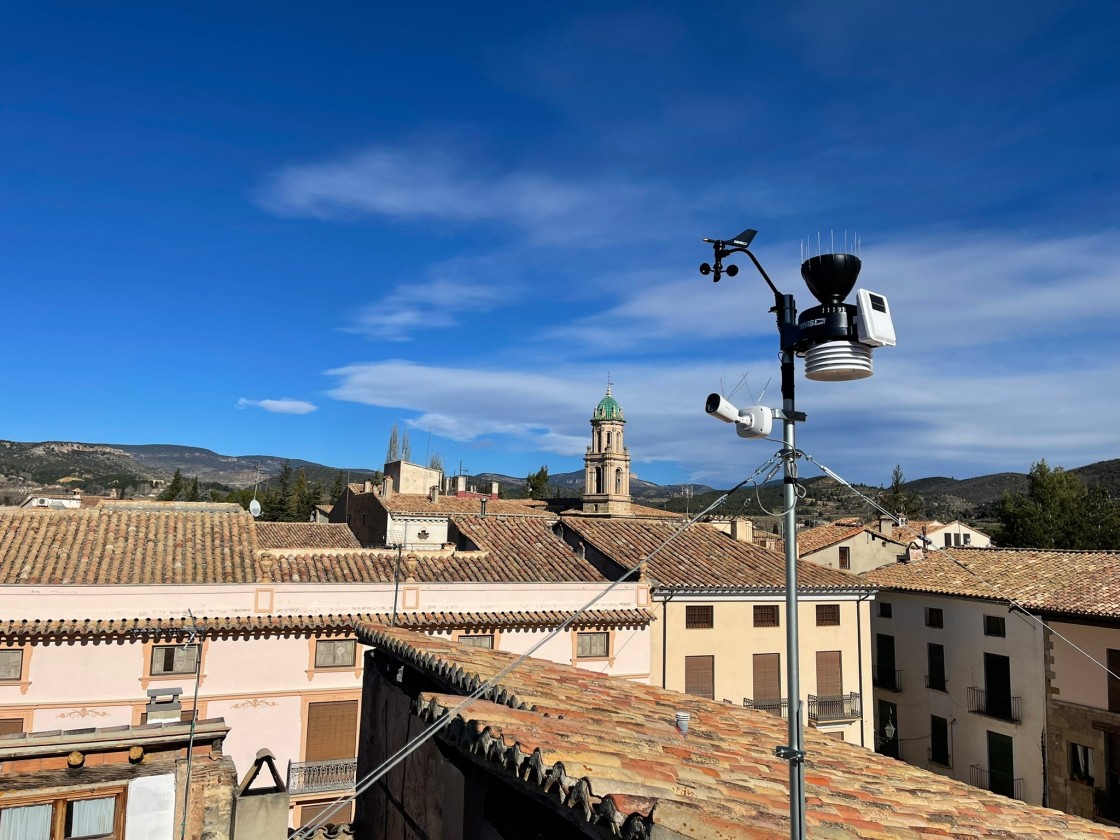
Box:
[930,715,950,766]
[753,605,779,627]
[816,605,840,626]
[838,547,851,570]
[0,718,23,736]
[305,700,359,762]
[684,655,714,699]
[815,651,842,696]
[0,650,23,682]
[753,653,781,700]
[685,605,713,629]
[1109,650,1120,713]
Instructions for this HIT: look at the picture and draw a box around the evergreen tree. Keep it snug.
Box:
[386,424,400,463]
[185,477,200,502]
[997,460,1120,549]
[288,469,312,521]
[879,465,922,519]
[401,429,412,461]
[264,462,294,521]
[526,465,550,499]
[330,471,347,502]
[158,469,185,501]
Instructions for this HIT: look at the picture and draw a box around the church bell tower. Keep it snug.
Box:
[582,384,631,516]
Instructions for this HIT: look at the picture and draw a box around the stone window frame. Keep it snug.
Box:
[306,634,362,681]
[139,638,209,690]
[572,629,615,666]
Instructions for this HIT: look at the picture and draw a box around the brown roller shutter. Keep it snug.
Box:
[816,651,843,696]
[754,653,781,700]
[0,718,23,736]
[684,655,715,699]
[305,700,359,761]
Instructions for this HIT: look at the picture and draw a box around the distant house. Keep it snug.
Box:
[798,517,907,574]
[863,545,1120,824]
[886,517,992,549]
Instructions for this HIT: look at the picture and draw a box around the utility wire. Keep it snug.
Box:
[292,459,779,839]
[801,451,1120,685]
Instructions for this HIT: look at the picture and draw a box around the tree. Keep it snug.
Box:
[401,429,412,462]
[330,471,347,504]
[185,476,200,502]
[997,459,1120,550]
[386,424,400,463]
[158,469,185,501]
[263,462,294,521]
[429,453,444,473]
[288,469,312,521]
[526,465,550,500]
[879,465,922,519]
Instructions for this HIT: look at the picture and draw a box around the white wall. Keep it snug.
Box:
[124,774,175,840]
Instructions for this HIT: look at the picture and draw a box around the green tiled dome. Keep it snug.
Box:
[593,388,624,421]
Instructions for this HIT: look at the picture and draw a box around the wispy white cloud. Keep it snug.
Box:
[255,143,665,247]
[236,397,318,415]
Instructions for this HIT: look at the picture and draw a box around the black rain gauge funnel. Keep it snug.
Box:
[800,253,861,306]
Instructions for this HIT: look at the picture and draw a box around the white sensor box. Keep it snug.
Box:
[856,289,896,347]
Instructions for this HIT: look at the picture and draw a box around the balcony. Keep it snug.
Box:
[808,693,861,724]
[873,669,903,693]
[967,687,1021,723]
[287,758,358,795]
[969,764,1023,800]
[1094,788,1120,823]
[744,697,788,718]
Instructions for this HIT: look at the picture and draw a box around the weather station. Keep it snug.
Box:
[699,228,895,840]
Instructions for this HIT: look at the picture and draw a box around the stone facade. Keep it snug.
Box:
[582,386,632,516]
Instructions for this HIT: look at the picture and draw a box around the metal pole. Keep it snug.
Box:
[778,295,806,840]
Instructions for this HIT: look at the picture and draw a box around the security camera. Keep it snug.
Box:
[706,394,774,439]
[705,393,739,424]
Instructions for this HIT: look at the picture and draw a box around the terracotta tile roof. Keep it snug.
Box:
[380,493,552,517]
[358,626,1120,839]
[862,547,1120,619]
[0,609,652,640]
[564,518,864,590]
[262,517,609,584]
[0,507,259,584]
[890,519,941,542]
[254,522,360,550]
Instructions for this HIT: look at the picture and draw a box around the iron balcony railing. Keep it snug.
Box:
[744,697,788,718]
[808,693,861,723]
[969,764,1023,801]
[287,758,358,795]
[1094,788,1120,823]
[967,686,1022,723]
[873,669,903,692]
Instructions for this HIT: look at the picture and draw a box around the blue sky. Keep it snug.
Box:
[3,1,1118,488]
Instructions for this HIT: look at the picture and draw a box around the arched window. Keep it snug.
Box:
[593,467,603,494]
[606,431,613,451]
[615,467,623,494]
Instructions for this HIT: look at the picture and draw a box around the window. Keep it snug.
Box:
[305,700,358,762]
[838,546,851,570]
[0,650,22,682]
[315,640,356,668]
[1069,742,1094,784]
[458,635,494,649]
[944,533,952,548]
[930,715,950,766]
[816,651,842,696]
[927,643,946,691]
[1107,650,1120,713]
[984,615,1006,637]
[816,605,840,627]
[0,719,23,736]
[684,655,714,699]
[686,605,714,629]
[0,792,122,840]
[753,653,781,700]
[150,644,198,676]
[878,602,892,619]
[753,605,779,627]
[576,632,609,659]
[925,607,944,629]
[963,533,971,545]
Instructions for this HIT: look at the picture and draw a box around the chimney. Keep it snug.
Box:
[145,687,184,723]
[456,475,467,494]
[381,475,394,500]
[675,711,690,736]
[490,481,499,498]
[364,479,374,493]
[429,485,438,503]
[879,514,895,534]
[730,518,754,543]
[480,498,487,518]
